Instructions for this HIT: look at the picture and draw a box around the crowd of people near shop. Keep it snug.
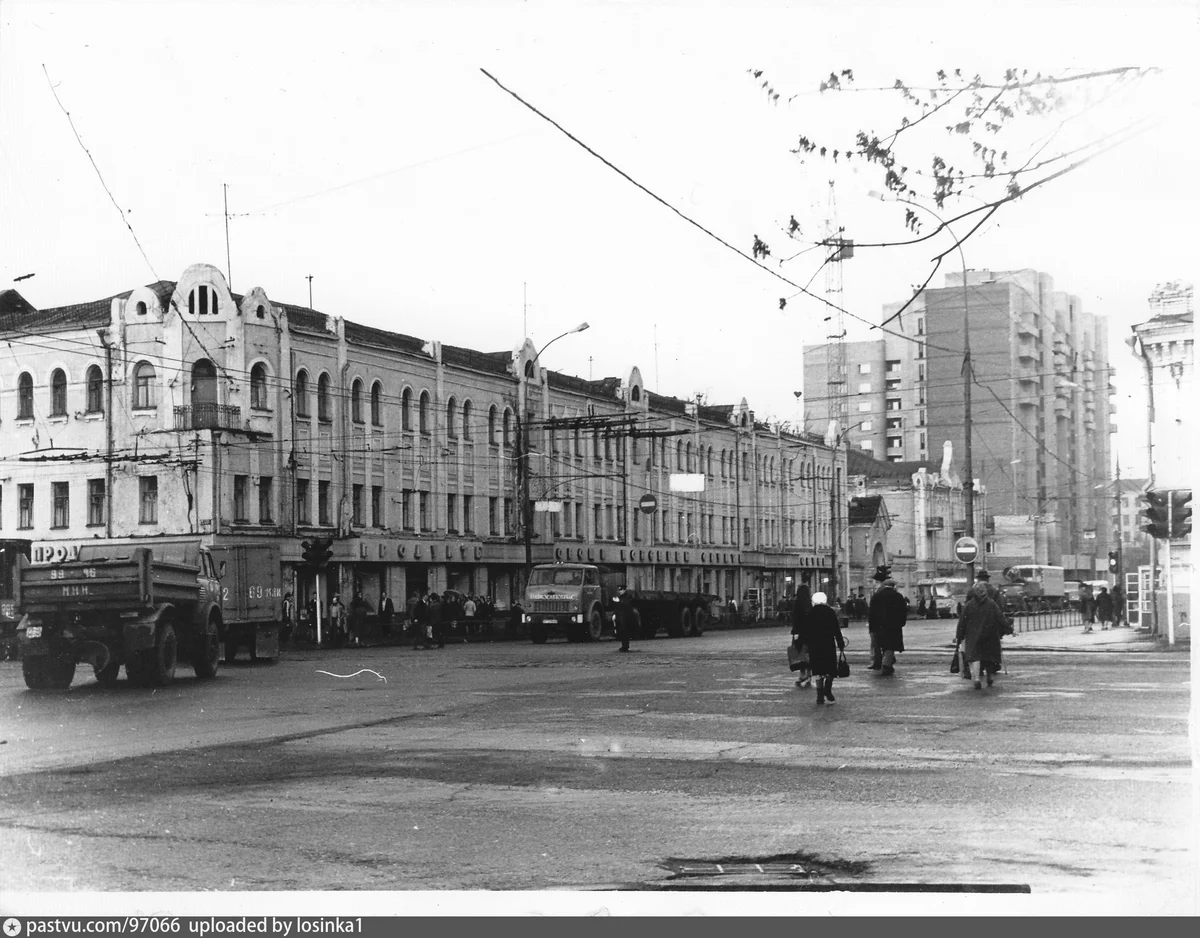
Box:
[280,588,507,649]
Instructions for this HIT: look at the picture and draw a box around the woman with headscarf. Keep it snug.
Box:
[955,580,1008,690]
[790,584,813,688]
[807,591,846,705]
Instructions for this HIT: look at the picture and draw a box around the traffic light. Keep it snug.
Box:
[1172,489,1192,538]
[300,537,334,569]
[1138,490,1171,539]
[1107,550,1119,572]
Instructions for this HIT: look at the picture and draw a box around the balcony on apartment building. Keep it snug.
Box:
[1017,314,1039,337]
[173,403,242,431]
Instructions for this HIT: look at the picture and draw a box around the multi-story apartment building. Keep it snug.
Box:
[1111,477,1152,572]
[0,263,851,620]
[805,268,1114,579]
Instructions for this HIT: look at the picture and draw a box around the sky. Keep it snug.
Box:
[2,0,1197,474]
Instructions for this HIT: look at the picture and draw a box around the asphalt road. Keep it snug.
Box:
[0,620,1193,915]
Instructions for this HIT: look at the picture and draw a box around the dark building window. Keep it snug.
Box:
[51,481,69,528]
[296,478,310,525]
[317,373,331,422]
[371,381,383,427]
[250,364,269,410]
[50,369,67,416]
[19,483,34,528]
[86,365,104,414]
[233,476,249,522]
[318,481,331,525]
[88,479,106,526]
[139,477,158,524]
[259,476,274,523]
[295,370,310,417]
[17,372,33,419]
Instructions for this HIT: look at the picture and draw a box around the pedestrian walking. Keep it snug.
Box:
[789,583,813,687]
[955,581,1011,690]
[378,590,395,639]
[807,592,845,705]
[1080,582,1095,632]
[349,590,369,646]
[867,565,907,676]
[1095,586,1114,630]
[410,592,432,649]
[613,585,636,651]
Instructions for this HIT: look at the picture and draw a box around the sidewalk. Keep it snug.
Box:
[1004,623,1184,652]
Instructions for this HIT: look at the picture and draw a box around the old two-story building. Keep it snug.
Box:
[0,263,849,621]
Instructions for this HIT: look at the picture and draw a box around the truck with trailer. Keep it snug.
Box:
[521,561,716,643]
[14,537,282,690]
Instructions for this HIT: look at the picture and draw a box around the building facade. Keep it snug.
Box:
[1,264,856,621]
[805,268,1115,579]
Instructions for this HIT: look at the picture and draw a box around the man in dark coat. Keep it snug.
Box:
[378,590,395,640]
[410,593,431,649]
[867,566,908,676]
[1095,586,1114,630]
[612,585,637,652]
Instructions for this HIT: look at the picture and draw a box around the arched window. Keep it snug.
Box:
[676,441,684,471]
[250,363,269,410]
[685,441,693,473]
[351,378,364,424]
[462,400,472,441]
[488,405,498,445]
[631,385,641,402]
[317,373,331,422]
[446,397,458,438]
[524,360,536,379]
[370,381,383,426]
[401,388,413,431]
[294,370,310,417]
[133,362,157,409]
[17,372,34,419]
[707,446,714,476]
[86,365,104,414]
[419,391,430,435]
[50,368,67,416]
[503,408,513,448]
[136,300,147,316]
[188,284,218,316]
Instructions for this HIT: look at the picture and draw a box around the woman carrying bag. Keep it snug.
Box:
[790,584,813,688]
[808,592,847,705]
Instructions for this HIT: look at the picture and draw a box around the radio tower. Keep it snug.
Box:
[823,181,852,438]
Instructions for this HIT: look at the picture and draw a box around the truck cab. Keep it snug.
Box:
[522,563,609,643]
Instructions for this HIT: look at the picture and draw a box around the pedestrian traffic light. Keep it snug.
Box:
[1171,489,1192,538]
[1107,550,1119,572]
[1138,490,1171,539]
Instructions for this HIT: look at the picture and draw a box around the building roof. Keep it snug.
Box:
[2,280,176,332]
[846,447,940,481]
[848,494,884,525]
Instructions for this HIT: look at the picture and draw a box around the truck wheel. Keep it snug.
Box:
[131,623,178,687]
[23,653,75,691]
[673,607,692,638]
[530,624,548,644]
[193,618,221,680]
[93,661,121,687]
[586,608,604,642]
[691,607,708,637]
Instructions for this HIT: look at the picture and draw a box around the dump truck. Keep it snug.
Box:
[521,561,715,643]
[15,542,223,690]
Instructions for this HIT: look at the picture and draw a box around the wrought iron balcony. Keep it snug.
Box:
[174,403,242,431]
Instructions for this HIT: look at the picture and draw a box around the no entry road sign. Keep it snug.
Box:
[639,494,658,514]
[954,536,980,564]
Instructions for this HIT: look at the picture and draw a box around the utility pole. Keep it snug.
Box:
[223,183,232,290]
[307,275,314,309]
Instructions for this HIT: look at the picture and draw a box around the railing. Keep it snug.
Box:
[173,403,242,430]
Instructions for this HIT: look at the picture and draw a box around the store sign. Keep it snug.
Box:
[393,540,485,562]
[553,546,743,566]
[32,543,80,564]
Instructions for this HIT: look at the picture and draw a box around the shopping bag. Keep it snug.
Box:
[787,642,805,672]
[950,644,961,674]
[836,651,850,678]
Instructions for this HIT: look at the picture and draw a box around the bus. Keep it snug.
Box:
[0,539,33,659]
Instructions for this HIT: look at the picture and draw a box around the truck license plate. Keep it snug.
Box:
[542,618,557,624]
[25,627,42,639]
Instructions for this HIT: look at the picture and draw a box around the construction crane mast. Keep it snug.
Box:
[822,181,853,437]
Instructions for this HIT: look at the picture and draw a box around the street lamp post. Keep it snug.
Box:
[869,191,976,581]
[519,323,590,577]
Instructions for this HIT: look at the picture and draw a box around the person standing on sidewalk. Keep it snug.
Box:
[1112,582,1126,627]
[1095,586,1114,631]
[808,592,846,705]
[378,590,395,640]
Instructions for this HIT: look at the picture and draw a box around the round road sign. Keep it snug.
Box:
[953,536,980,564]
[638,494,658,515]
